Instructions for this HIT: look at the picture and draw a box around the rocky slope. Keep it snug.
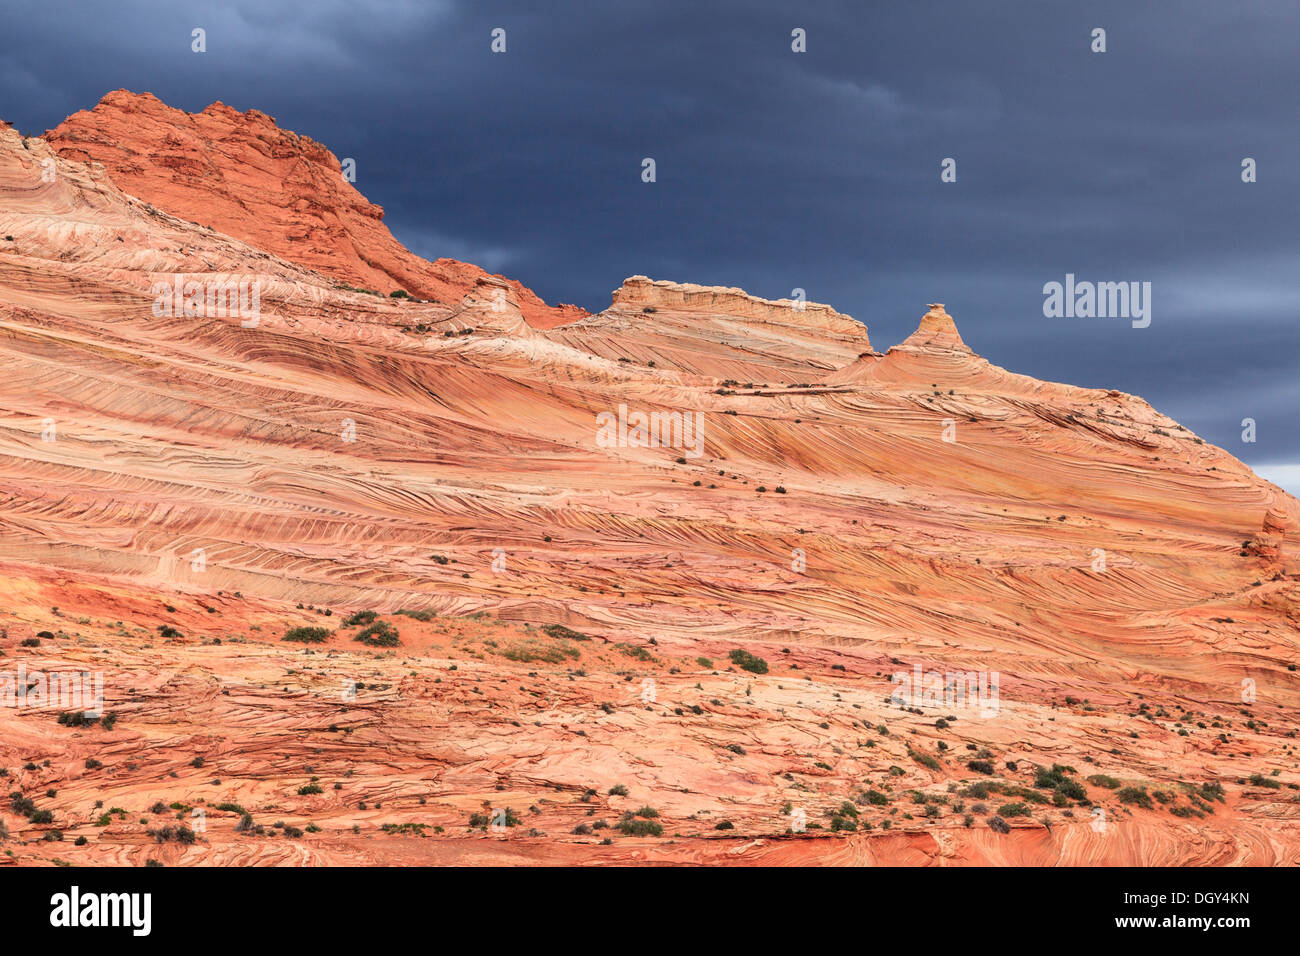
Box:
[0,100,1298,866]
[45,91,586,329]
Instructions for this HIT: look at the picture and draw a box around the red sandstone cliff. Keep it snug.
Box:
[45,90,585,329]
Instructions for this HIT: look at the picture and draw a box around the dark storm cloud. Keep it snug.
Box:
[2,0,1296,487]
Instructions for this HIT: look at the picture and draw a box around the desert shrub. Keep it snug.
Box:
[10,793,35,816]
[997,802,1031,818]
[608,784,629,796]
[911,749,941,770]
[1198,781,1226,803]
[148,825,196,844]
[354,620,401,647]
[283,626,331,643]
[1117,786,1153,809]
[394,608,439,622]
[616,815,663,837]
[57,711,97,727]
[502,640,579,664]
[298,784,323,796]
[987,815,1011,834]
[343,610,378,627]
[1248,774,1282,789]
[542,623,590,641]
[728,649,768,674]
[967,760,995,775]
[1034,765,1087,802]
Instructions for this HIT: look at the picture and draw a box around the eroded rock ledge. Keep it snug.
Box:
[612,275,870,345]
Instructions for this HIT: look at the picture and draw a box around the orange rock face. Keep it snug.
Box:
[45,90,586,330]
[0,99,1298,866]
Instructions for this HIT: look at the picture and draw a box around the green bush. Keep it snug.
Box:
[542,623,590,641]
[1117,786,1153,809]
[394,608,439,622]
[355,620,401,647]
[283,626,332,643]
[910,749,941,770]
[343,610,377,627]
[616,815,663,837]
[728,649,769,674]
[1087,774,1121,789]
[1198,781,1226,803]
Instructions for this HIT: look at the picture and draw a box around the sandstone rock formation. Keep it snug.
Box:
[0,96,1297,866]
[549,275,875,384]
[46,90,585,329]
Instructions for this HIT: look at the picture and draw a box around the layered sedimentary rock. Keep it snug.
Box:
[549,275,876,384]
[1,99,1298,867]
[45,91,585,329]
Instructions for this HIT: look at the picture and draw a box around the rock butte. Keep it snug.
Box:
[0,96,1297,866]
[45,90,586,330]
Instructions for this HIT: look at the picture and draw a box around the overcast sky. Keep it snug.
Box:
[3,0,1296,491]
